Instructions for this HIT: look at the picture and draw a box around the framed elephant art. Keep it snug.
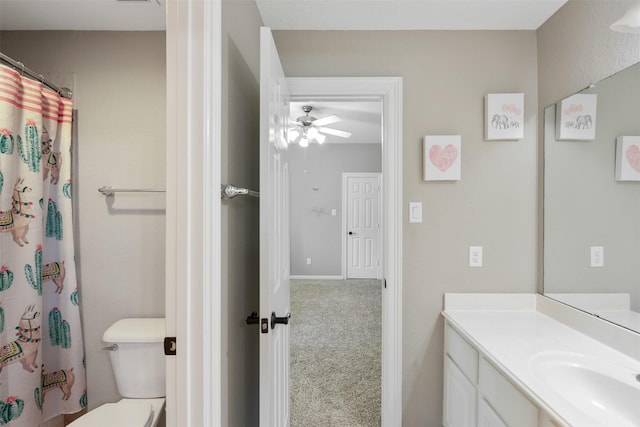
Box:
[484,93,524,140]
[556,93,597,141]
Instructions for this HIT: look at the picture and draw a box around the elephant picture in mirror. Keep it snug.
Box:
[556,93,597,140]
[544,61,640,334]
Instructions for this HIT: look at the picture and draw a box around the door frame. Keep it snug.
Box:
[288,77,403,427]
[166,0,222,426]
[342,172,382,280]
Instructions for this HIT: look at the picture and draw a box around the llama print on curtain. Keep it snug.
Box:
[0,64,86,426]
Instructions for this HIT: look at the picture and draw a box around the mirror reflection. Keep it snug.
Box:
[544,61,640,333]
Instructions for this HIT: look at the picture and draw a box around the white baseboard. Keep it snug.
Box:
[291,275,344,280]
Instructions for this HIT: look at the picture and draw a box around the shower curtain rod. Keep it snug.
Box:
[0,52,73,99]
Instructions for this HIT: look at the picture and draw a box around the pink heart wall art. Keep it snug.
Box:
[423,135,461,181]
[429,144,458,172]
[625,145,640,173]
[615,136,640,181]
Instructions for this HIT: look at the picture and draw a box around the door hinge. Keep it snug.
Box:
[246,311,260,325]
[164,337,176,356]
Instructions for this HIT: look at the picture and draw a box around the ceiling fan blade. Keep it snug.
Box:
[318,127,352,138]
[311,114,341,127]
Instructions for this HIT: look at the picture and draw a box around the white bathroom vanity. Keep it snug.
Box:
[442,293,640,427]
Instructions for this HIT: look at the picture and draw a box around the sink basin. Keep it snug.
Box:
[529,351,640,426]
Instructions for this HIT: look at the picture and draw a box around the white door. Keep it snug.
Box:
[259,27,291,427]
[345,173,381,279]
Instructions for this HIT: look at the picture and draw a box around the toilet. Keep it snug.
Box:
[69,318,166,427]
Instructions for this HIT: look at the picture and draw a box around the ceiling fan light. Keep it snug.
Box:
[289,129,299,142]
[315,133,326,144]
[299,137,309,148]
[307,127,319,138]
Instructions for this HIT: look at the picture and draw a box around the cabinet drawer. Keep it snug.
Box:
[479,358,538,427]
[445,323,478,383]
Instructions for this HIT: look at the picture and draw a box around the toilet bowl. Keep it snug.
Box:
[68,398,165,427]
[69,318,166,427]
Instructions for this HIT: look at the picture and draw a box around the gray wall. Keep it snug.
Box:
[0,31,166,410]
[221,1,262,425]
[290,143,381,276]
[537,0,640,110]
[274,30,539,426]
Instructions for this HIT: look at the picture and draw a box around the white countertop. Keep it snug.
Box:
[442,294,640,427]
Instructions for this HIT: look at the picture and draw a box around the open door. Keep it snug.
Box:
[259,27,291,427]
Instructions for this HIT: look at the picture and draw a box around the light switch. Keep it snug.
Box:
[409,202,423,223]
[331,209,337,216]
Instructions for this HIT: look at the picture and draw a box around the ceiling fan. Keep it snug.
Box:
[289,105,352,147]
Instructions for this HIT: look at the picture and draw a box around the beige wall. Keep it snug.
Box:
[0,32,166,409]
[273,30,539,425]
[221,1,263,425]
[538,0,640,108]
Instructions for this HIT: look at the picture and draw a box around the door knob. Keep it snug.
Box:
[271,312,291,329]
[348,231,356,235]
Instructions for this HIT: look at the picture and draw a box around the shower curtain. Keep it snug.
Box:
[0,64,86,425]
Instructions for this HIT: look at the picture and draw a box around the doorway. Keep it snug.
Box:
[287,76,403,426]
[288,99,383,424]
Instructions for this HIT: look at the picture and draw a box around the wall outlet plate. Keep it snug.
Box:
[469,246,483,267]
[590,246,604,267]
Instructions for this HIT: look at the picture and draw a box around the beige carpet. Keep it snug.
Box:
[290,279,382,427]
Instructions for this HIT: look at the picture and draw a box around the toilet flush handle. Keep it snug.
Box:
[103,344,118,351]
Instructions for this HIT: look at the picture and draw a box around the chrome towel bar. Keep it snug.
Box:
[98,186,165,196]
[98,184,259,199]
[221,184,260,199]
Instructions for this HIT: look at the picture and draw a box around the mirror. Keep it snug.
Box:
[544,61,640,333]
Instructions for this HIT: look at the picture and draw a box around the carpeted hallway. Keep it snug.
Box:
[290,279,382,427]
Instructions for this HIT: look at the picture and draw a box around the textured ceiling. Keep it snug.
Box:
[0,0,166,31]
[0,0,566,31]
[256,0,568,31]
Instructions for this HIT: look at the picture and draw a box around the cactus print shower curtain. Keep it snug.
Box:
[0,64,86,425]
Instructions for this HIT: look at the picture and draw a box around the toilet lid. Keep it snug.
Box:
[69,400,153,427]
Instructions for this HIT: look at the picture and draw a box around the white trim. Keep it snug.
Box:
[342,172,382,280]
[288,77,403,427]
[166,1,221,426]
[290,275,344,280]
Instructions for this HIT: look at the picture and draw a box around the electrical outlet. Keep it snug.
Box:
[590,246,604,267]
[306,258,312,265]
[469,246,483,267]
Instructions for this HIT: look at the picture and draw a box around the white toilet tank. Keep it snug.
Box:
[103,318,166,398]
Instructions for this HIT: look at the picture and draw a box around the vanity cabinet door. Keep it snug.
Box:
[479,358,538,427]
[478,398,508,427]
[444,356,477,427]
